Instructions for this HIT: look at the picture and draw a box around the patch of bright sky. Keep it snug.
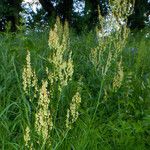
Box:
[73,0,85,16]
[22,0,85,21]
[23,0,85,15]
[21,0,41,26]
[23,0,41,13]
[22,0,149,36]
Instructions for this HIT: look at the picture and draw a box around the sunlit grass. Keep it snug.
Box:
[0,25,150,149]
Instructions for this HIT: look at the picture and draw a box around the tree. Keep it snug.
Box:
[0,0,149,32]
[82,0,109,29]
[128,0,150,29]
[99,0,110,16]
[39,0,73,24]
[57,0,73,23]
[0,0,23,32]
[39,0,56,17]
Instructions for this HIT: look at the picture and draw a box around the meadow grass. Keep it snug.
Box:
[0,24,150,150]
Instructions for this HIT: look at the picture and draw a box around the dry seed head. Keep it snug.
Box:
[35,80,53,140]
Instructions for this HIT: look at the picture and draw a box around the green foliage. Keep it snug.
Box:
[0,0,21,16]
[0,26,150,149]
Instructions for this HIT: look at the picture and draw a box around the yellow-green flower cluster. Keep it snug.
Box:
[22,50,32,94]
[24,126,33,150]
[113,58,124,91]
[66,92,81,129]
[35,80,53,140]
[90,47,103,70]
[110,0,135,20]
[102,51,112,77]
[48,17,61,49]
[22,50,38,98]
[48,18,73,91]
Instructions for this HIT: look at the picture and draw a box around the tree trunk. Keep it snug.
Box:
[62,0,73,23]
[128,0,150,29]
[85,0,99,28]
[39,0,56,17]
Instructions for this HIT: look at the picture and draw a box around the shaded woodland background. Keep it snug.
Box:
[0,1,150,149]
[0,0,150,32]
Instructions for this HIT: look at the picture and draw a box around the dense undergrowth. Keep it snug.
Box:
[0,21,150,150]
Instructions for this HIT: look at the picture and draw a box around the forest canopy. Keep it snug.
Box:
[0,0,150,32]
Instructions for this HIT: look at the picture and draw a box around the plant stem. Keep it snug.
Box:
[92,77,105,122]
[54,129,69,150]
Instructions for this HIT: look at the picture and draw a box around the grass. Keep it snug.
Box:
[0,25,150,150]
